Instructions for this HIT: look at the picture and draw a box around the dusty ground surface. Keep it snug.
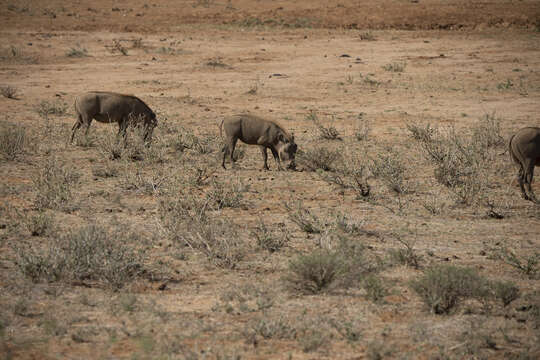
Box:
[1,1,539,359]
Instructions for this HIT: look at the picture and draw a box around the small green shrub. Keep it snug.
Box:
[0,122,28,161]
[33,157,80,210]
[21,211,55,237]
[382,62,406,72]
[359,32,376,41]
[387,237,422,269]
[366,340,394,360]
[320,154,371,198]
[330,319,362,343]
[362,275,388,303]
[179,217,246,269]
[298,328,330,353]
[15,224,144,289]
[75,132,97,148]
[0,45,37,64]
[491,280,520,306]
[285,201,324,234]
[35,100,68,119]
[159,193,213,234]
[355,115,370,141]
[307,111,341,140]
[297,146,342,172]
[251,219,289,253]
[369,147,410,194]
[98,132,125,160]
[493,246,539,279]
[205,179,246,209]
[173,129,219,155]
[183,162,215,187]
[408,124,489,204]
[287,249,346,294]
[66,46,88,57]
[92,161,119,178]
[286,235,376,294]
[409,265,490,314]
[472,113,504,149]
[0,85,18,99]
[247,316,296,340]
[121,167,165,195]
[112,39,128,55]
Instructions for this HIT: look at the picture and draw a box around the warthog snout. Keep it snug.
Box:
[278,141,298,170]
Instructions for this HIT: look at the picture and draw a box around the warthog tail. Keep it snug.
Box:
[508,133,519,165]
[219,118,225,138]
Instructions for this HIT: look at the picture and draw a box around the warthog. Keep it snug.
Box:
[509,127,540,202]
[220,114,297,170]
[71,91,157,144]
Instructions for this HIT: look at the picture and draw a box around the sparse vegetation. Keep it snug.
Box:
[179,217,246,269]
[111,39,128,55]
[382,62,406,72]
[362,275,388,303]
[355,114,370,141]
[297,146,342,172]
[492,245,539,279]
[20,210,55,237]
[286,248,346,294]
[285,201,324,234]
[251,219,289,253]
[121,166,166,195]
[0,10,538,359]
[307,111,342,140]
[359,31,376,41]
[369,147,410,194]
[206,179,246,209]
[15,224,145,289]
[407,122,495,204]
[66,45,88,57]
[0,45,37,64]
[387,236,423,269]
[286,235,378,294]
[491,280,520,306]
[0,122,28,161]
[0,85,18,99]
[33,157,80,211]
[35,100,68,119]
[409,265,490,314]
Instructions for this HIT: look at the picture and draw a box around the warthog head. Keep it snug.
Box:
[277,132,297,170]
[143,112,158,143]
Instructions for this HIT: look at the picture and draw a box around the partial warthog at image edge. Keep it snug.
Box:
[71,91,157,144]
[220,114,297,170]
[509,126,540,202]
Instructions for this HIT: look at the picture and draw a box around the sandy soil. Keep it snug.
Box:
[1,1,539,359]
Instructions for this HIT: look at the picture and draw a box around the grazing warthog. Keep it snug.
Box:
[509,127,540,202]
[71,91,157,144]
[220,114,297,170]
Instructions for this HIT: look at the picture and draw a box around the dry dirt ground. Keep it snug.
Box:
[1,1,540,359]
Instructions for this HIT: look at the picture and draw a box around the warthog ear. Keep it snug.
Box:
[291,132,295,142]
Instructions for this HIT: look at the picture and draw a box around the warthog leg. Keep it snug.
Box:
[270,147,282,171]
[517,167,529,200]
[70,122,82,144]
[259,146,269,170]
[221,144,228,169]
[222,137,238,169]
[524,159,538,202]
[71,114,90,144]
